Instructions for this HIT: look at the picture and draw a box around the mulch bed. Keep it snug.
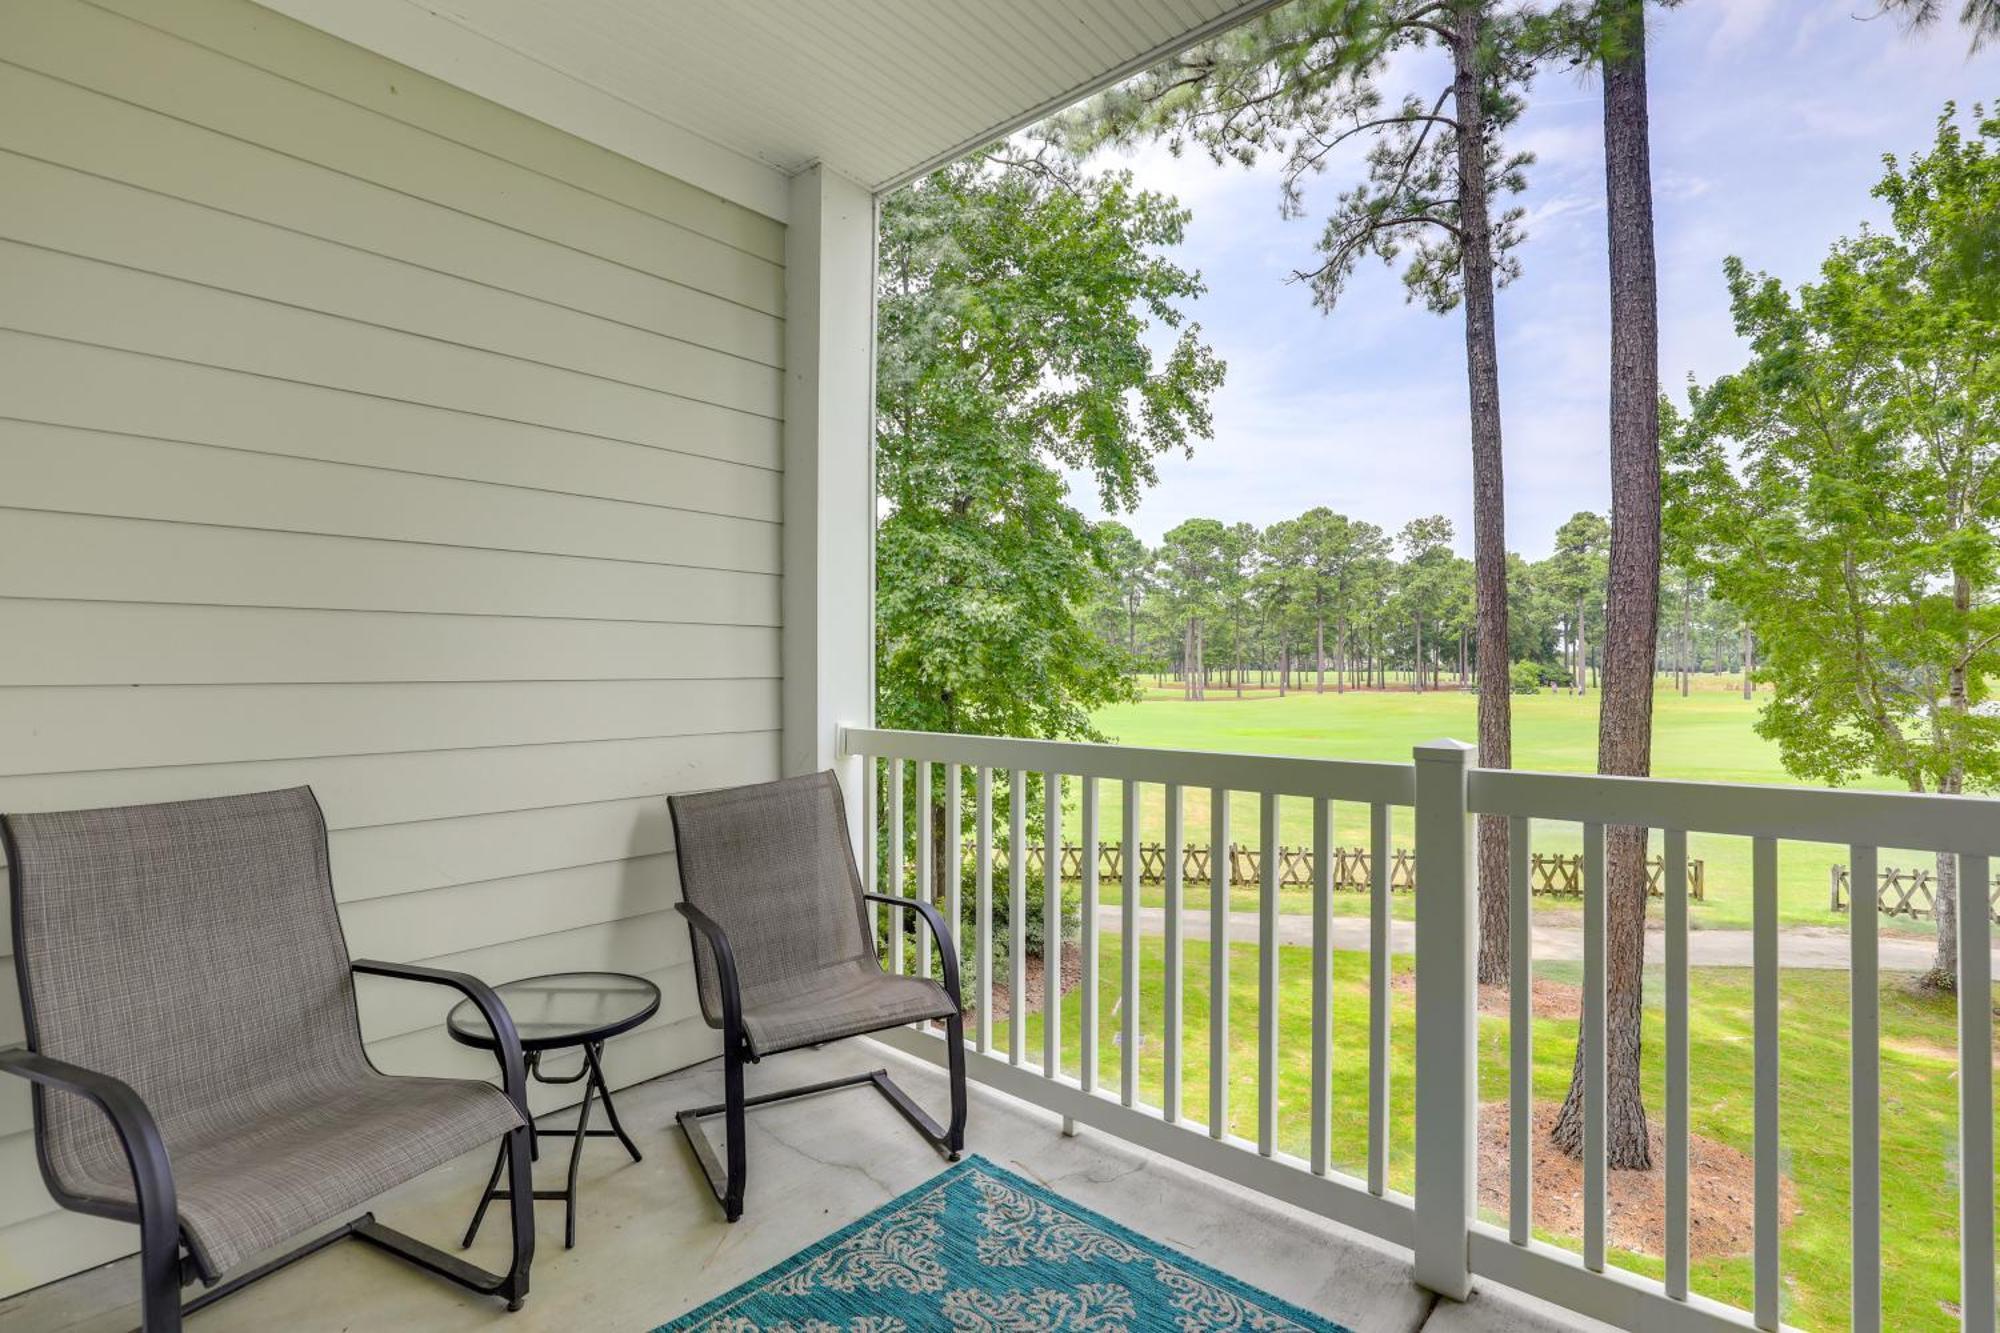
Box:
[1392,973,1584,1021]
[974,943,1083,1026]
[1477,1101,1797,1261]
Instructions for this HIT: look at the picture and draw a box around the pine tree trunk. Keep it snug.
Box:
[1449,4,1514,987]
[1553,0,1658,1170]
[1575,595,1589,696]
[1924,565,1977,989]
[1337,617,1348,695]
[1679,582,1691,696]
[1315,614,1326,694]
[1742,626,1754,699]
[1413,612,1423,694]
[1929,835,1962,991]
[931,790,952,924]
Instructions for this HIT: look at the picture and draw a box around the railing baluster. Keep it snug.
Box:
[917,760,933,987]
[888,758,905,976]
[1044,771,1062,1080]
[1121,779,1140,1107]
[1368,800,1390,1197]
[1752,835,1779,1331]
[1849,842,1879,1333]
[1665,827,1690,1300]
[944,763,961,1034]
[975,767,993,1055]
[1311,797,1332,1177]
[1958,851,1995,1333]
[1258,792,1279,1157]
[1009,768,1026,1066]
[1583,820,1606,1273]
[864,755,879,950]
[1164,782,1184,1124]
[1509,814,1532,1247]
[1210,789,1230,1140]
[1080,776,1100,1091]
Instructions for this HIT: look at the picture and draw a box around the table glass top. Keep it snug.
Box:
[446,971,660,1047]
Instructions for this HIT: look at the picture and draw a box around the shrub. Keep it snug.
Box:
[883,864,1080,1012]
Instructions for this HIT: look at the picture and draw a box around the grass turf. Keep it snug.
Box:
[988,935,1997,1332]
[1071,676,1946,935]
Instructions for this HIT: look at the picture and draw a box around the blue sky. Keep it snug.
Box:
[1066,1,1996,560]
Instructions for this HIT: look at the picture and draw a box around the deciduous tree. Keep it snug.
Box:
[876,154,1224,902]
[1667,104,2000,989]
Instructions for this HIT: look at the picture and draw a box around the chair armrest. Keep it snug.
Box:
[862,892,963,1008]
[674,902,744,1043]
[350,960,529,1115]
[0,1049,178,1241]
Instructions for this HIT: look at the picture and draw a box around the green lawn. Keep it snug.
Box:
[1071,678,1937,934]
[995,936,1997,1332]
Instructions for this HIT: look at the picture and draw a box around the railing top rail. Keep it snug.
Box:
[840,727,1417,806]
[1473,767,2000,856]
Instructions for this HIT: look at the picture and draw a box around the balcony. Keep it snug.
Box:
[3,1,1995,1329]
[0,1038,1593,1333]
[9,727,1993,1332]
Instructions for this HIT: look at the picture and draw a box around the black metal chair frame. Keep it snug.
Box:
[674,892,967,1223]
[0,816,537,1333]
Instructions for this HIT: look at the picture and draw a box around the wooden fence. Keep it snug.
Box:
[1829,863,2000,922]
[972,840,1703,900]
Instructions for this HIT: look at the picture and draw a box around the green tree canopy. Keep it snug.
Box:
[875,155,1224,740]
[1667,102,2000,984]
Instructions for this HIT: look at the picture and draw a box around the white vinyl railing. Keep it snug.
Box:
[841,726,2000,1333]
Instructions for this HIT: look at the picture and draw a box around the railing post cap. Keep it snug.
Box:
[1412,738,1476,764]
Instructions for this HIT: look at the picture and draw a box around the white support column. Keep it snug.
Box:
[785,164,876,848]
[1412,738,1476,1302]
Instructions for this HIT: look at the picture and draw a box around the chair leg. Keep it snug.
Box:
[461,1139,509,1249]
[138,1216,183,1333]
[943,1011,969,1158]
[500,1124,536,1311]
[721,1045,747,1222]
[679,1031,967,1223]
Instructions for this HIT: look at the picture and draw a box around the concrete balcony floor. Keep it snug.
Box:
[0,1042,1605,1332]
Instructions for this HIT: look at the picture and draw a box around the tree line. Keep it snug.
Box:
[1088,508,1755,698]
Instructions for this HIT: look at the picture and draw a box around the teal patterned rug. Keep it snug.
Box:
[656,1155,1353,1331]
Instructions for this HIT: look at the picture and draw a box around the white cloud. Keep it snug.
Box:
[1040,0,1999,563]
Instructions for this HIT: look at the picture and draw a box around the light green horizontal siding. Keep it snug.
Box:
[0,0,783,1293]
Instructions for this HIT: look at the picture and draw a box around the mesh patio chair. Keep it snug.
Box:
[0,787,536,1332]
[668,770,966,1221]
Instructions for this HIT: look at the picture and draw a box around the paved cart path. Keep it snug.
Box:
[1096,904,1992,972]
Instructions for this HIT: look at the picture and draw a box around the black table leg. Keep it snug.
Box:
[585,1041,643,1163]
[461,1040,645,1251]
[560,1067,593,1248]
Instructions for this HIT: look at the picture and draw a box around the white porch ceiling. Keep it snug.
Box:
[250,0,1286,214]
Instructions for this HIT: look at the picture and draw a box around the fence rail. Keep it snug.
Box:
[845,725,2000,1333]
[977,839,1703,899]
[1828,863,2000,922]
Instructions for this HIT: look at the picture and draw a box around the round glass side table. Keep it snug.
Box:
[447,970,661,1249]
